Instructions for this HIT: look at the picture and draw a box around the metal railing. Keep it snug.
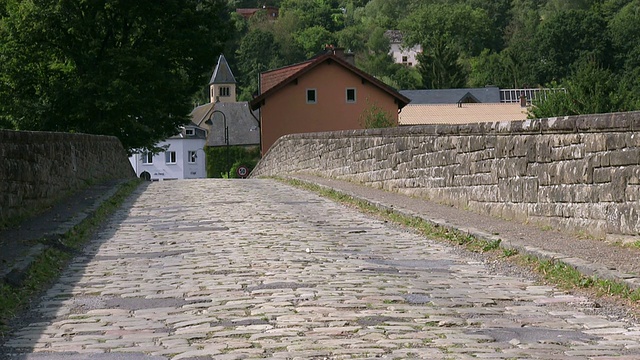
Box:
[500,88,566,103]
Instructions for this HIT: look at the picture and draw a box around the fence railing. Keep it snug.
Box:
[500,88,566,103]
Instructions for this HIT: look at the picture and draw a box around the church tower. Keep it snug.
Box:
[209,54,237,104]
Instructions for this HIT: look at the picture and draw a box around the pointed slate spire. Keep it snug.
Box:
[209,54,236,85]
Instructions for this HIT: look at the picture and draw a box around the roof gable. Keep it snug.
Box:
[250,54,410,110]
[210,54,236,85]
[459,92,480,103]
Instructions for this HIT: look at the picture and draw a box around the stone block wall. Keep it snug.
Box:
[252,111,640,238]
[0,130,135,226]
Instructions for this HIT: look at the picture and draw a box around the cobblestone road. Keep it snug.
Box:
[2,179,639,359]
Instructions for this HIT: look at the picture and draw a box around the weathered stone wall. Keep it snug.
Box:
[0,130,135,226]
[252,111,640,238]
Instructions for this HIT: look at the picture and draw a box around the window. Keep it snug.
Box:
[346,88,356,103]
[142,152,153,164]
[219,86,230,97]
[306,89,317,104]
[165,151,176,164]
[402,56,408,63]
[185,128,195,136]
[188,151,197,164]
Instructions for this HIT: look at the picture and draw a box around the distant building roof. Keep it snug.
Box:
[384,30,404,43]
[209,54,236,85]
[168,122,207,140]
[399,103,529,125]
[400,87,502,105]
[251,52,410,111]
[236,6,279,20]
[191,102,260,147]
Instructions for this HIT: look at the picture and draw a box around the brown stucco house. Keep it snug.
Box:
[249,49,411,155]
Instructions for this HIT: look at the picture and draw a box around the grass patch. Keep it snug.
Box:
[502,248,519,258]
[277,176,640,311]
[0,179,141,338]
[519,256,640,303]
[278,177,504,253]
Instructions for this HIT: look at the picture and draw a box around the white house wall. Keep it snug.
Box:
[129,138,207,180]
[390,43,422,67]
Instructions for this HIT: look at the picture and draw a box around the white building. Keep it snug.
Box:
[385,30,422,67]
[129,123,207,181]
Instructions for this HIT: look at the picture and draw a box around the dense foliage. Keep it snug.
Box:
[2,0,639,147]
[223,0,640,117]
[0,0,230,152]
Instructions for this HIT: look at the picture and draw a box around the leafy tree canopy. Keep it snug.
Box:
[0,0,230,153]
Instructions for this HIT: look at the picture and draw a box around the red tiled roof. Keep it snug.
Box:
[260,61,313,94]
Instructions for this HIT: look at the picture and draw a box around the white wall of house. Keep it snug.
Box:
[129,137,207,181]
[390,43,422,67]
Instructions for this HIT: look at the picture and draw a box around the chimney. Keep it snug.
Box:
[519,94,527,107]
[343,51,355,66]
[325,45,355,66]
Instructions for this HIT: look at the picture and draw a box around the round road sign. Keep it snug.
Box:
[237,165,249,178]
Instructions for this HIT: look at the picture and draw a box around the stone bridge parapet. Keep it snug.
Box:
[0,130,134,227]
[252,111,640,238]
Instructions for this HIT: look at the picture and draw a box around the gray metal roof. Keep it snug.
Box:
[400,87,501,105]
[209,54,236,85]
[191,102,260,147]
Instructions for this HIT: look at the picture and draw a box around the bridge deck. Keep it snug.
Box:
[2,179,639,359]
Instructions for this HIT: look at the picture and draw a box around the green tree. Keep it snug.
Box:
[279,0,338,32]
[467,49,515,88]
[402,3,495,57]
[501,0,545,87]
[401,2,494,88]
[608,0,640,71]
[532,9,611,84]
[0,0,230,152]
[335,23,368,54]
[390,65,422,90]
[417,38,467,89]
[360,0,416,29]
[357,27,395,80]
[294,25,336,58]
[529,60,623,118]
[616,67,640,111]
[466,0,512,50]
[236,29,284,100]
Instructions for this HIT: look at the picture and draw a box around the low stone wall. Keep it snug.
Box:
[252,111,640,238]
[0,130,135,226]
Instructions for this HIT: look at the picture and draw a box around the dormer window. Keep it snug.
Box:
[185,128,195,136]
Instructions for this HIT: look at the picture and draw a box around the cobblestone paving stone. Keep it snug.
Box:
[2,179,639,359]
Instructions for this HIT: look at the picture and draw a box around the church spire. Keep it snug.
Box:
[209,54,237,104]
